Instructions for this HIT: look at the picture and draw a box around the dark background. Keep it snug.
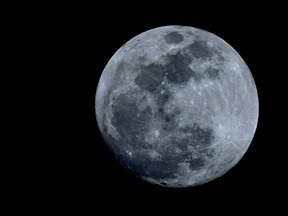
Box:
[20,2,285,213]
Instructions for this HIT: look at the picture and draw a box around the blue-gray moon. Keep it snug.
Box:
[95,25,259,187]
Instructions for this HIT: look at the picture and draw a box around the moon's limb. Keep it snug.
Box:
[95,25,259,187]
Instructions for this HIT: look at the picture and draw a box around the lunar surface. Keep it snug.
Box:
[95,25,259,187]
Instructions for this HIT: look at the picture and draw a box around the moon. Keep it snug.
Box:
[95,25,259,187]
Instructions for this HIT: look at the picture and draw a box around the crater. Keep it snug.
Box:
[164,31,184,44]
[135,63,165,92]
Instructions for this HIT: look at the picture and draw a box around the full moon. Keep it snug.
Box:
[95,25,259,187]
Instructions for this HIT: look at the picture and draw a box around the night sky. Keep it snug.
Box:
[33,2,284,213]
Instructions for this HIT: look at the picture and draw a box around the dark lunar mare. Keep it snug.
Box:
[164,52,196,84]
[104,40,220,182]
[187,39,214,59]
[135,63,165,92]
[164,31,184,44]
[180,123,214,148]
[134,41,223,89]
[117,122,215,181]
[111,92,152,147]
[109,89,215,181]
